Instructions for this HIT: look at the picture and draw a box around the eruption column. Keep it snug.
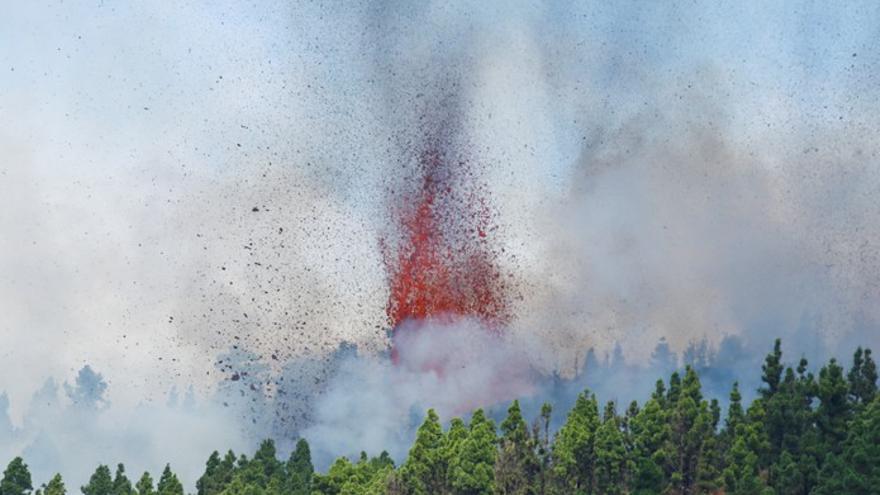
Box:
[384,142,509,362]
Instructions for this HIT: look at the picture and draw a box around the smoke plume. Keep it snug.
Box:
[2,0,880,484]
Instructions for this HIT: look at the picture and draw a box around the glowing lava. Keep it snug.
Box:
[384,144,509,361]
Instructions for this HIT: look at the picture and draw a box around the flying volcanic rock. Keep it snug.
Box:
[383,131,511,364]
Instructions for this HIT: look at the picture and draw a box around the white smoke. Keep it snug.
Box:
[0,367,252,490]
[303,317,538,466]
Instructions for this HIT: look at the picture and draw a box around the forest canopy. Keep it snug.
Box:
[3,340,878,495]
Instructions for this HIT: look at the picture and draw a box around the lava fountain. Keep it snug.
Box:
[384,134,511,365]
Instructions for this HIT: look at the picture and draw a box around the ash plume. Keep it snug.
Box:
[1,0,880,485]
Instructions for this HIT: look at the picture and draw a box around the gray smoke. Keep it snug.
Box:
[2,0,880,485]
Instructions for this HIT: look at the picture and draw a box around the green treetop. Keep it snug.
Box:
[111,465,131,495]
[287,439,314,495]
[593,402,628,495]
[155,466,182,495]
[400,409,446,495]
[552,390,600,493]
[449,409,497,495]
[81,466,112,495]
[0,458,32,495]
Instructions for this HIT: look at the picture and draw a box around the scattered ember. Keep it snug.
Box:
[384,139,509,362]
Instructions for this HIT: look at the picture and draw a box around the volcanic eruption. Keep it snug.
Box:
[383,125,511,364]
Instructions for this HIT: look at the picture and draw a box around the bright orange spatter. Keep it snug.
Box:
[385,146,508,361]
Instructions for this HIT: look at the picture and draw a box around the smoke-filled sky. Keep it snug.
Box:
[2,0,880,487]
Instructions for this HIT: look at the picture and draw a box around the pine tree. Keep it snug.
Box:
[133,474,152,495]
[765,364,819,492]
[443,417,468,485]
[311,456,353,495]
[816,358,852,456]
[449,409,496,495]
[219,451,237,491]
[400,409,446,495]
[794,356,821,493]
[552,390,600,493]
[40,476,64,495]
[196,452,222,495]
[623,400,640,437]
[772,451,804,495]
[287,439,313,495]
[40,476,63,495]
[667,373,681,406]
[155,466,182,495]
[814,396,880,493]
[841,396,880,488]
[812,454,861,495]
[651,380,667,409]
[743,399,773,474]
[81,466,112,495]
[495,443,526,495]
[764,368,794,462]
[531,403,552,495]
[593,402,627,495]
[848,347,878,408]
[668,366,712,495]
[500,401,529,450]
[722,424,766,495]
[761,338,784,399]
[495,400,538,495]
[723,381,745,447]
[752,341,790,484]
[628,398,669,494]
[0,458,32,495]
[253,439,281,485]
[695,399,723,493]
[111,465,131,495]
[311,451,394,495]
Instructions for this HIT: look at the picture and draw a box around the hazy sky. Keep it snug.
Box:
[2,0,880,425]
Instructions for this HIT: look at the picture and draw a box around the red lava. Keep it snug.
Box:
[384,144,509,363]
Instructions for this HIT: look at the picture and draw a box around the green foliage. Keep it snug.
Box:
[848,347,878,408]
[495,401,538,495]
[81,466,112,495]
[1,458,32,495]
[816,358,852,456]
[531,403,553,495]
[40,475,64,495]
[592,403,627,495]
[134,473,152,495]
[111,465,131,495]
[841,396,880,487]
[629,397,669,494]
[668,366,714,495]
[400,409,445,495]
[196,452,225,495]
[723,425,764,495]
[3,339,878,495]
[552,390,600,493]
[448,409,496,494]
[761,338,784,399]
[287,439,313,495]
[814,396,880,494]
[155,466,182,495]
[312,452,393,495]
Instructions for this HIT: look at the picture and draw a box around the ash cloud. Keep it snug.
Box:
[302,318,538,467]
[2,0,880,486]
